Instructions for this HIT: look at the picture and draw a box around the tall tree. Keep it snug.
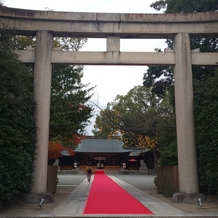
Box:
[93,85,175,171]
[145,0,218,96]
[143,48,173,96]
[0,28,36,207]
[51,37,95,147]
[150,0,218,13]
[50,62,94,146]
[194,71,218,193]
[146,0,218,192]
[15,36,95,148]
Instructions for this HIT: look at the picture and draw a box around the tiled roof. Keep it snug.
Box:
[128,148,150,156]
[75,138,131,153]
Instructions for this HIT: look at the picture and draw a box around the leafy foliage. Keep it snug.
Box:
[147,0,218,96]
[194,72,218,193]
[48,142,63,160]
[50,63,94,144]
[0,28,36,207]
[14,36,95,147]
[143,48,173,96]
[154,88,177,166]
[48,141,75,160]
[49,37,94,145]
[0,31,92,207]
[150,0,218,12]
[93,86,176,170]
[148,0,218,191]
[94,86,160,144]
[48,135,85,162]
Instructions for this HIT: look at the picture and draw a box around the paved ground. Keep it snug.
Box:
[115,174,218,216]
[0,173,218,217]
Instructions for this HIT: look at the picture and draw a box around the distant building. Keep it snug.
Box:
[74,136,131,167]
[74,136,154,170]
[59,136,154,170]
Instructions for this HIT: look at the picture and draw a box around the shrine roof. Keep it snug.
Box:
[75,138,131,153]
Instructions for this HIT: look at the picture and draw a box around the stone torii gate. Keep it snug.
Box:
[1,7,218,200]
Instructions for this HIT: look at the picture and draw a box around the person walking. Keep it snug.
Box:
[85,164,93,182]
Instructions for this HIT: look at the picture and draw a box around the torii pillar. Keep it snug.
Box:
[31,30,53,193]
[173,32,203,202]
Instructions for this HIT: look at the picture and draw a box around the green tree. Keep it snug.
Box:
[0,28,36,207]
[50,63,94,146]
[153,88,177,167]
[146,0,218,192]
[145,0,218,96]
[150,0,218,13]
[194,72,218,193]
[143,48,173,97]
[93,86,159,140]
[15,36,95,148]
[93,85,175,171]
[49,37,95,147]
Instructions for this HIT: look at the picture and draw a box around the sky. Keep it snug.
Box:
[3,0,166,134]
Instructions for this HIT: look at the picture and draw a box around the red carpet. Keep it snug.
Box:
[94,170,105,174]
[83,172,153,214]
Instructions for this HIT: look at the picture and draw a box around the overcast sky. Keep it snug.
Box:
[3,0,166,134]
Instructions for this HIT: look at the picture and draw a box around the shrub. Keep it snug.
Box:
[0,29,36,207]
[194,72,218,193]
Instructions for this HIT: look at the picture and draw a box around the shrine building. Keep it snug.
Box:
[72,136,155,171]
[74,136,130,168]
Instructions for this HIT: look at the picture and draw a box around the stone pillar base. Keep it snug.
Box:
[20,192,54,204]
[172,192,206,203]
